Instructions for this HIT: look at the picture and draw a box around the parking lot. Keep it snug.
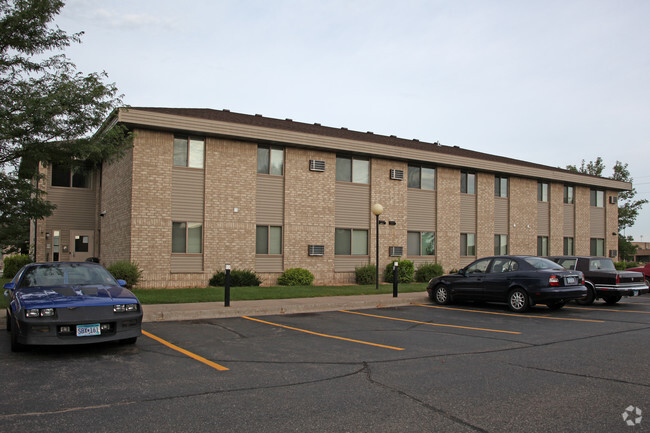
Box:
[1,295,649,432]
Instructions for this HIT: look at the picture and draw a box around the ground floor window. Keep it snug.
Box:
[537,236,549,256]
[564,237,574,255]
[590,238,605,256]
[460,233,476,256]
[52,230,60,261]
[172,222,202,253]
[256,226,282,254]
[335,228,368,255]
[407,231,435,256]
[494,234,508,255]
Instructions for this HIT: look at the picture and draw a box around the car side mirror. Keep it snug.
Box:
[117,279,127,287]
[458,269,466,276]
[3,282,15,291]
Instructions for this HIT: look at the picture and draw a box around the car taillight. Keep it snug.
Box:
[549,275,560,286]
[616,274,620,284]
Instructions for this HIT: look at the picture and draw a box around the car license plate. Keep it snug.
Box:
[77,323,101,337]
[566,277,577,285]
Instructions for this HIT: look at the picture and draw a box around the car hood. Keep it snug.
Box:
[15,285,139,310]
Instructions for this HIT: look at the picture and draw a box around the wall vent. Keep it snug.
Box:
[309,160,326,172]
[609,196,617,204]
[308,245,325,256]
[389,246,403,257]
[390,169,404,181]
[609,249,617,258]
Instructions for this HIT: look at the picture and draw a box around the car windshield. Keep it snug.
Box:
[523,257,564,270]
[18,264,118,288]
[589,259,616,271]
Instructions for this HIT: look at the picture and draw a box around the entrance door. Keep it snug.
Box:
[70,230,94,262]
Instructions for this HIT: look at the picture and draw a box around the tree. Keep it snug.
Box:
[566,157,606,177]
[612,161,648,232]
[0,0,131,252]
[618,234,638,262]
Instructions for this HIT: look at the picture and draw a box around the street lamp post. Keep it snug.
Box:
[371,203,384,290]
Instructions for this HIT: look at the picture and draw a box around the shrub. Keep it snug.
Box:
[209,269,261,287]
[383,259,414,283]
[615,261,638,270]
[355,264,376,285]
[278,268,314,286]
[2,254,32,279]
[415,262,444,282]
[106,261,142,288]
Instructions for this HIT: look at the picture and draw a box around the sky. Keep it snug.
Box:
[54,0,650,241]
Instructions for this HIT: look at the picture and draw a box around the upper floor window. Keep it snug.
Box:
[538,182,549,202]
[174,136,204,168]
[495,176,508,198]
[172,222,202,254]
[460,172,476,194]
[590,189,604,207]
[408,166,435,190]
[51,162,91,188]
[257,146,284,175]
[564,185,574,204]
[336,156,369,184]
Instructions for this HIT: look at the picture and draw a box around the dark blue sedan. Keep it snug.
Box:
[4,262,142,351]
[426,256,587,312]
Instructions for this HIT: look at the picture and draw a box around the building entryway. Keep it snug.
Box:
[69,230,94,262]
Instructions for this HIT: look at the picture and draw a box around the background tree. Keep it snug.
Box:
[0,0,131,252]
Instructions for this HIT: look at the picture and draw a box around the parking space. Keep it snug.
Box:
[1,297,649,432]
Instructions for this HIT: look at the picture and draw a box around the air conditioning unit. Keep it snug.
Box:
[390,169,404,180]
[609,196,617,204]
[309,160,325,172]
[389,246,403,257]
[308,245,325,256]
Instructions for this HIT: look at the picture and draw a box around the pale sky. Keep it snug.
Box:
[55,0,650,241]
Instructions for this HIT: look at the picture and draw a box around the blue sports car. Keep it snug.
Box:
[4,262,142,351]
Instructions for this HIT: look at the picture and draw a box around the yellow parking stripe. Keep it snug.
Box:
[142,330,229,371]
[565,306,650,314]
[241,316,404,351]
[340,310,521,334]
[415,304,604,323]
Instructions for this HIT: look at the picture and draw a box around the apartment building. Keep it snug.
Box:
[32,107,630,288]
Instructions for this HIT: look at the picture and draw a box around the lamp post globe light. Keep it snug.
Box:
[371,204,384,290]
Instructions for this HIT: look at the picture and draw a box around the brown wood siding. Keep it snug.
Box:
[335,182,370,229]
[564,204,575,236]
[494,197,509,234]
[459,194,476,233]
[255,256,283,272]
[407,189,436,231]
[537,202,550,236]
[590,207,605,237]
[172,167,205,221]
[170,255,203,273]
[256,175,284,225]
[334,256,369,272]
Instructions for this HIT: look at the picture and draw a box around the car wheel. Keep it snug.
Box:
[546,301,566,310]
[433,285,452,305]
[508,288,529,313]
[119,337,138,345]
[575,286,595,305]
[603,295,622,305]
[10,320,24,352]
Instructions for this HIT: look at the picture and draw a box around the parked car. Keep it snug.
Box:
[548,256,648,305]
[625,263,650,287]
[426,255,587,312]
[4,262,142,352]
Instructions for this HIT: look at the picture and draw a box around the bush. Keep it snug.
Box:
[383,259,414,283]
[355,264,377,285]
[415,262,444,282]
[278,268,314,286]
[615,261,638,270]
[106,261,142,288]
[209,269,261,287]
[2,254,32,279]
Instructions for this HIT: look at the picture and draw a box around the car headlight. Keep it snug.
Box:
[26,308,55,318]
[26,309,40,318]
[114,304,125,312]
[114,304,138,313]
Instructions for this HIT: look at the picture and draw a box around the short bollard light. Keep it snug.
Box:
[393,261,399,297]
[224,264,231,307]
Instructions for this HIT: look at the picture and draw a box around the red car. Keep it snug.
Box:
[626,263,650,287]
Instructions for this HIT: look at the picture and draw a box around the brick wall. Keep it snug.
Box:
[436,167,461,271]
[509,177,537,255]
[477,172,495,258]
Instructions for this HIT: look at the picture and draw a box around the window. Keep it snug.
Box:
[466,258,491,273]
[74,235,89,253]
[460,172,476,194]
[407,166,435,190]
[460,233,476,256]
[537,236,549,256]
[336,156,369,184]
[335,228,368,255]
[590,189,604,207]
[563,237,574,255]
[564,185,574,204]
[256,226,282,254]
[172,222,202,253]
[407,232,435,256]
[52,230,60,262]
[257,146,284,175]
[51,162,91,188]
[495,177,508,198]
[590,238,605,256]
[174,136,205,168]
[538,182,549,202]
[490,258,518,273]
[494,234,508,255]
